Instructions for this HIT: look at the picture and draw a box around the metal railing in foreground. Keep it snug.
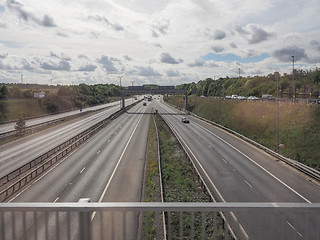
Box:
[0,202,319,240]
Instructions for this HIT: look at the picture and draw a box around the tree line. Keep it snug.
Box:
[176,68,320,98]
[0,83,121,122]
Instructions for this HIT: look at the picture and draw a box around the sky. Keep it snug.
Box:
[0,0,320,86]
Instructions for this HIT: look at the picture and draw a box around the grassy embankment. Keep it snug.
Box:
[166,95,320,170]
[144,114,226,239]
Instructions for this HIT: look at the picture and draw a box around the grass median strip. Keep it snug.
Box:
[144,113,226,239]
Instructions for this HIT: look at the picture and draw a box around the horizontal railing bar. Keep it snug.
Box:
[1,202,319,212]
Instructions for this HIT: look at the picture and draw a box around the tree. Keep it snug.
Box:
[15,117,26,135]
[0,85,9,100]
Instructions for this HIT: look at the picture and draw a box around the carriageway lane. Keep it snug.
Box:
[0,100,123,134]
[5,101,151,240]
[0,99,136,179]
[155,100,320,240]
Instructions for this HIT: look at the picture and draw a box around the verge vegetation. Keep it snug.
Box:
[0,83,121,122]
[165,95,320,170]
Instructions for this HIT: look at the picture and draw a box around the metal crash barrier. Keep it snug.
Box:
[0,202,319,240]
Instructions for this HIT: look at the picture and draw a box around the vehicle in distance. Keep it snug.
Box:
[262,94,275,100]
[181,117,190,123]
[231,95,238,99]
[147,96,152,101]
[248,96,260,100]
[143,102,147,106]
[238,96,246,100]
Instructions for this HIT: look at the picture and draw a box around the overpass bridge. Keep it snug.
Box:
[121,86,188,109]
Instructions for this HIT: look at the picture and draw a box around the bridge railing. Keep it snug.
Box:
[0,202,319,240]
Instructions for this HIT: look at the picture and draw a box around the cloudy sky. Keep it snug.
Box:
[0,0,320,86]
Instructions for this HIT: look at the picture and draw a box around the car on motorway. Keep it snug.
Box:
[238,96,247,100]
[143,102,147,106]
[225,96,232,99]
[181,117,190,123]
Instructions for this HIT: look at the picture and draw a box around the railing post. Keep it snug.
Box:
[78,198,91,240]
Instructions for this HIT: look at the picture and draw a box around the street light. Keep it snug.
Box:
[275,71,280,152]
[291,56,294,82]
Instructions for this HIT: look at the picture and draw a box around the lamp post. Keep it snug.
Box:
[21,74,23,83]
[118,75,123,109]
[275,72,280,152]
[291,56,294,82]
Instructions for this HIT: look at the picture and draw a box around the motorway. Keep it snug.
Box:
[0,99,135,178]
[2,100,152,239]
[154,99,320,240]
[1,96,320,239]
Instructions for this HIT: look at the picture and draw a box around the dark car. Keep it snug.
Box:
[181,117,189,123]
[143,102,147,106]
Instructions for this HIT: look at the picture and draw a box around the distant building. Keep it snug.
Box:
[34,92,46,98]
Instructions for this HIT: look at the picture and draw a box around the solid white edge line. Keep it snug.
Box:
[194,121,312,203]
[162,110,249,240]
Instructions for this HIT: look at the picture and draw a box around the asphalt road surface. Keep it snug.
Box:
[3,101,151,240]
[154,99,320,240]
[0,99,135,178]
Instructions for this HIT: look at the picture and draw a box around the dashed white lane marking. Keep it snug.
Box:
[80,167,86,173]
[287,221,303,237]
[97,150,101,155]
[54,197,59,203]
[244,180,253,188]
[194,122,312,203]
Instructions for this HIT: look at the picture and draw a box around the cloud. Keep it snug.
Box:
[213,30,226,40]
[88,15,124,32]
[0,22,7,28]
[187,58,206,67]
[78,64,97,72]
[0,53,8,59]
[21,58,34,71]
[235,24,274,44]
[230,42,237,48]
[97,55,118,74]
[123,55,133,61]
[166,69,180,77]
[135,66,161,76]
[41,15,56,27]
[271,46,308,62]
[151,20,170,37]
[41,60,71,71]
[160,52,183,64]
[7,0,56,27]
[211,46,224,53]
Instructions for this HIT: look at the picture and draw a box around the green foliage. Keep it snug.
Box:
[14,116,26,135]
[0,85,9,100]
[177,69,320,97]
[0,101,9,122]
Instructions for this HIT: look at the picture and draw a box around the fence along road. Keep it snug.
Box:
[154,99,320,240]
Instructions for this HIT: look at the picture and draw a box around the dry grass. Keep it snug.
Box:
[166,96,320,169]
